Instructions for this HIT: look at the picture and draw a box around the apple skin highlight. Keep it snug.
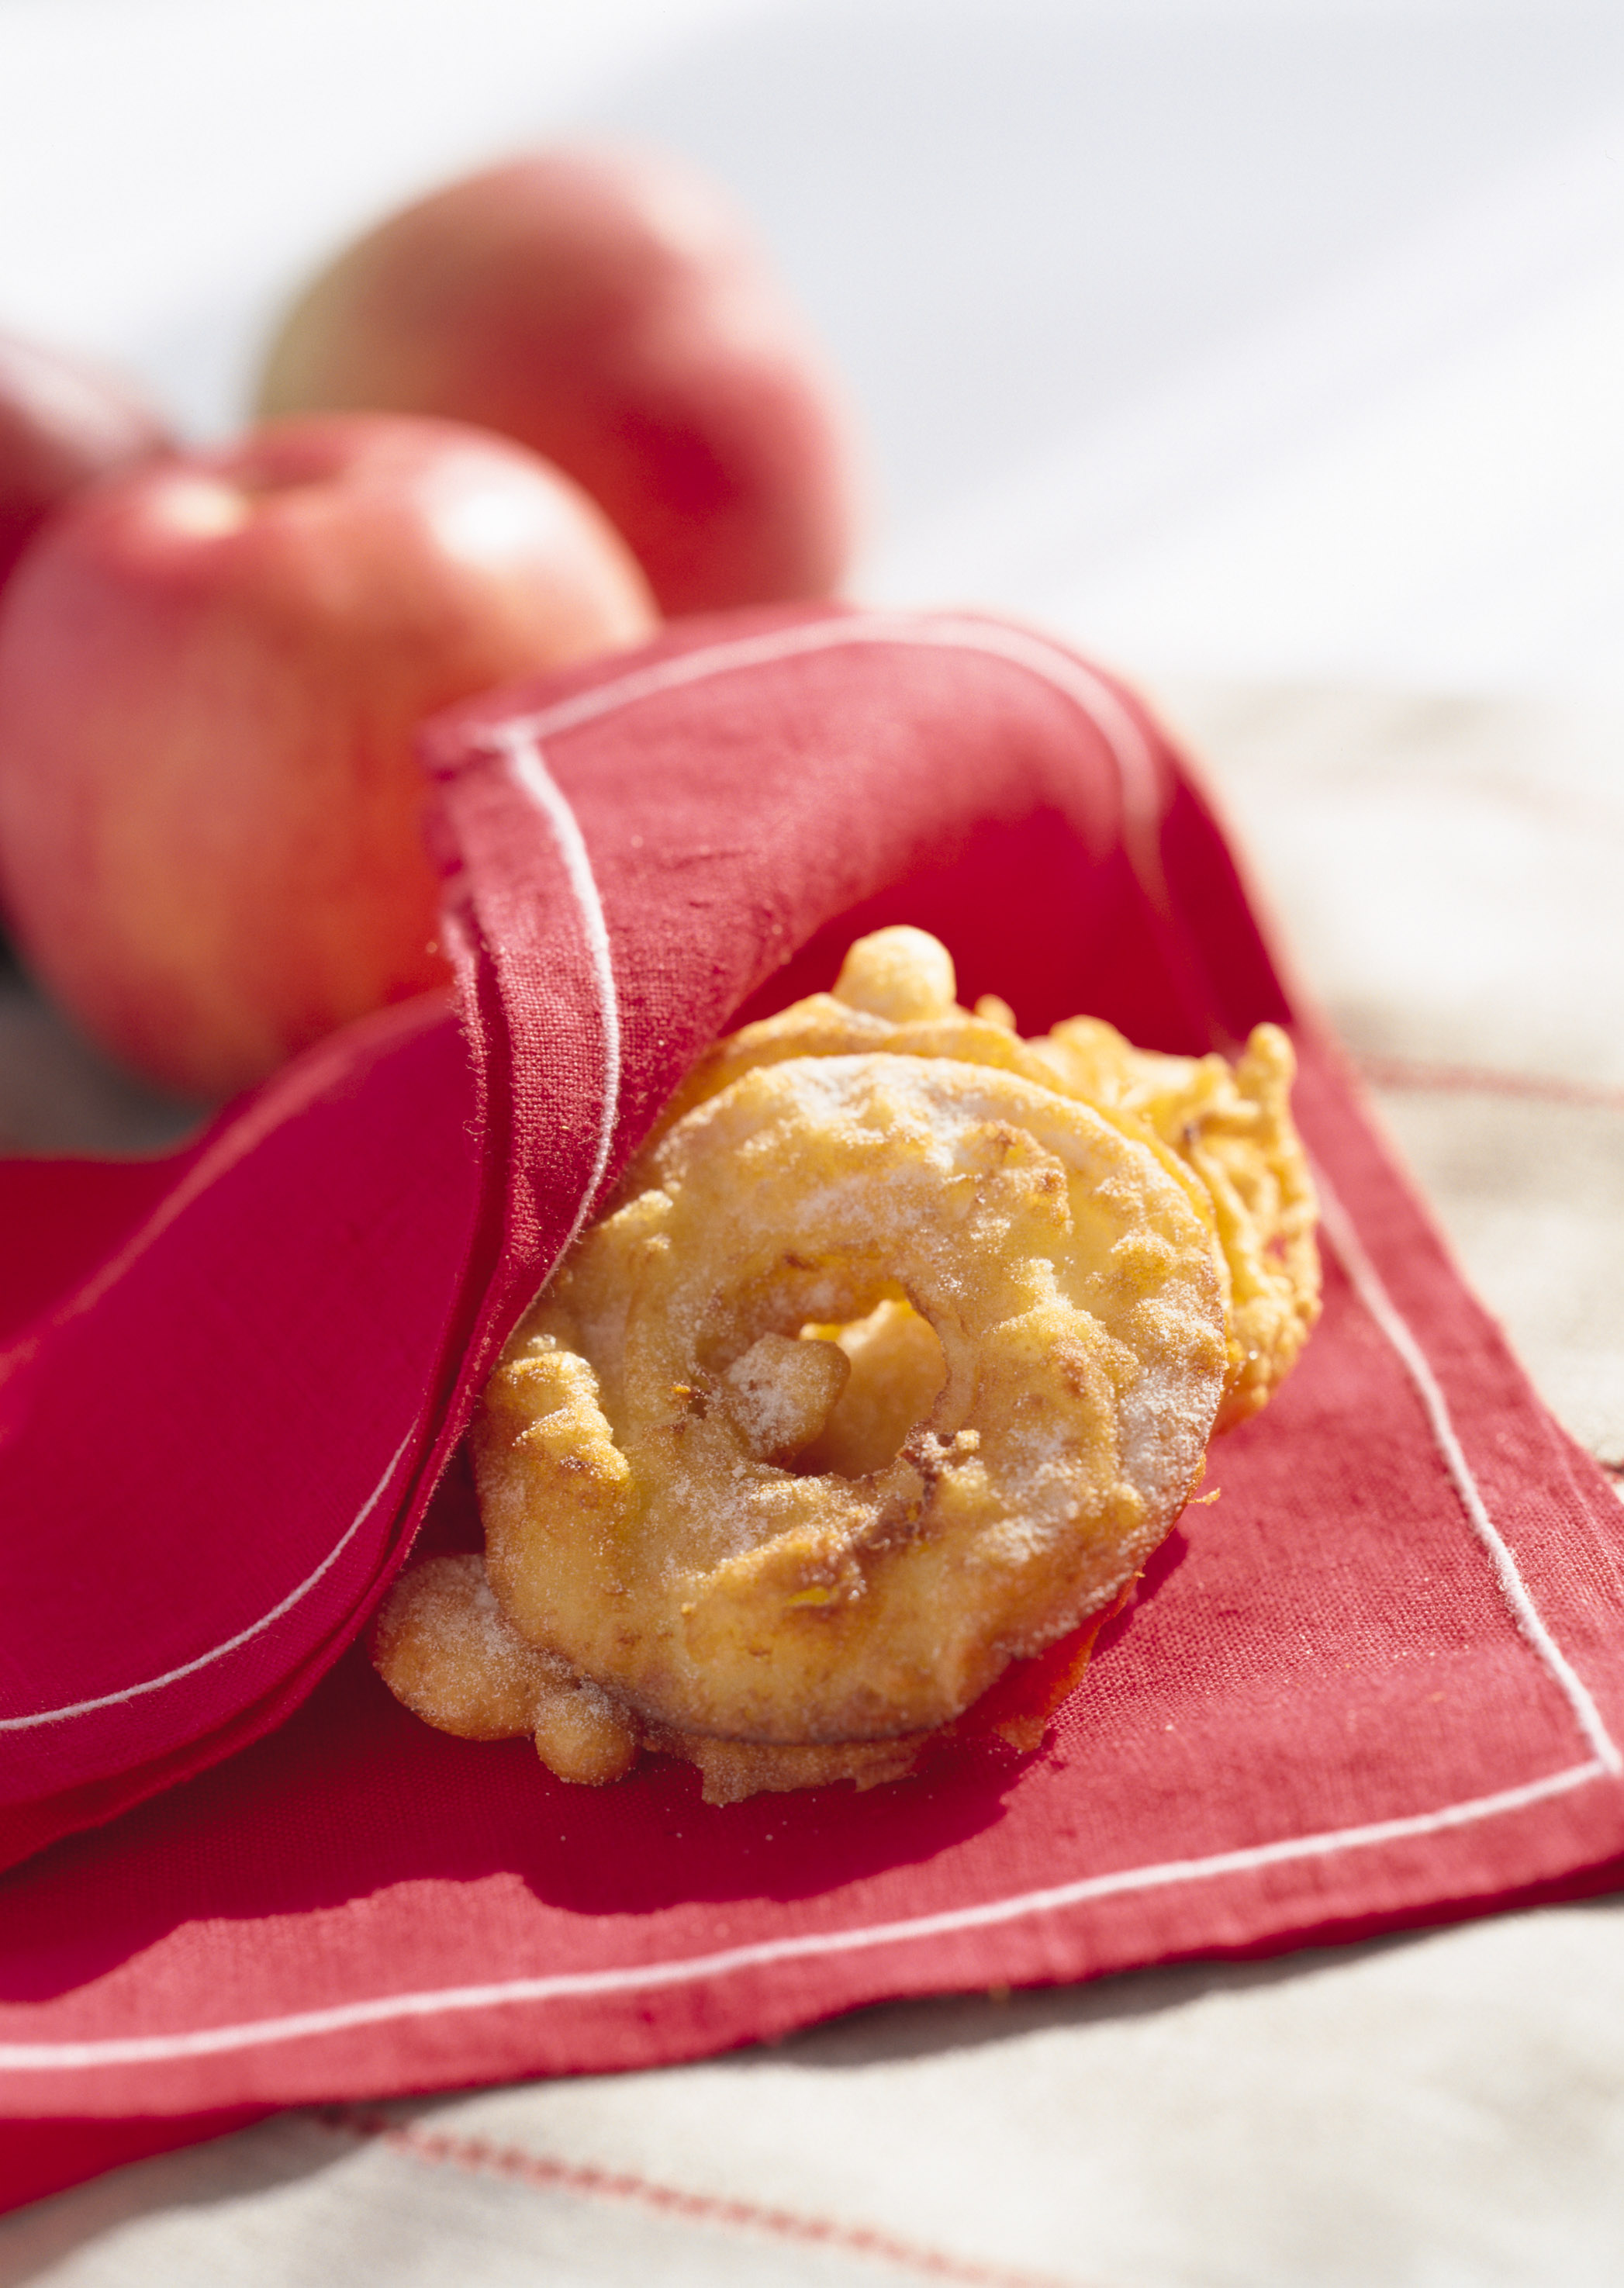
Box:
[0,413,658,1101]
[257,147,866,619]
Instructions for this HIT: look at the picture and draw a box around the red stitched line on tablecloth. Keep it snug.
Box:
[1355,1053,1624,1111]
[320,2107,1092,2288]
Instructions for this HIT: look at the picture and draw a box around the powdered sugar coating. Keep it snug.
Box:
[474,1052,1227,1768]
[658,934,1318,1430]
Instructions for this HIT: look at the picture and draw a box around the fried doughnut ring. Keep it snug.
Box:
[658,928,1318,1429]
[442,1052,1226,1796]
[375,929,1318,1800]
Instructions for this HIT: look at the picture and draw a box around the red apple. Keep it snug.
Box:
[256,147,865,618]
[0,330,174,592]
[0,413,657,1100]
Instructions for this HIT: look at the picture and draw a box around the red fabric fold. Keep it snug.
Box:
[2,607,1621,2209]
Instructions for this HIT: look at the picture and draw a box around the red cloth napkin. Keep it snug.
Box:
[3,607,1622,2214]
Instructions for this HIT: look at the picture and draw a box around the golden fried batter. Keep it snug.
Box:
[657,927,1318,1428]
[374,1553,638,1784]
[375,928,1318,1802]
[434,1053,1224,1799]
[1034,1016,1318,1429]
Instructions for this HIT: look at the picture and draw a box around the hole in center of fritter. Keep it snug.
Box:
[791,1297,948,1478]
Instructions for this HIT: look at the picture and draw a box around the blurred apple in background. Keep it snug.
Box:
[0,330,174,593]
[0,413,656,1101]
[257,147,865,618]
